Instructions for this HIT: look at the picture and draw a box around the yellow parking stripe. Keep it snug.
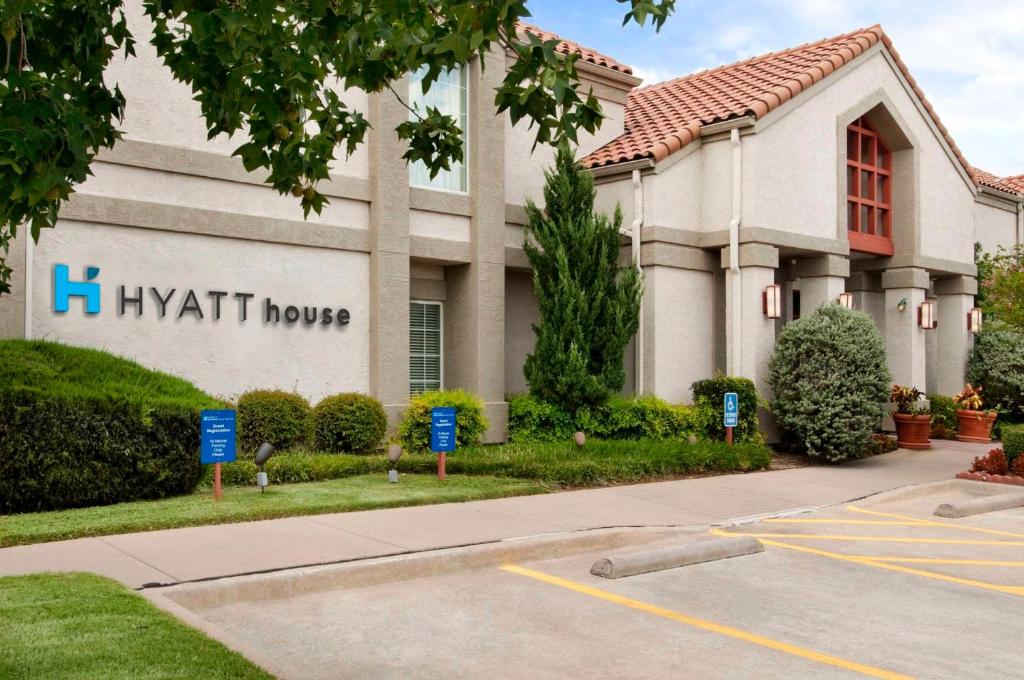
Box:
[862,557,1024,567]
[764,518,930,527]
[747,538,1024,598]
[846,506,1024,539]
[713,529,1024,547]
[500,564,914,680]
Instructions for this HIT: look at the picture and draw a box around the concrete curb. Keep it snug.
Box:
[158,526,697,611]
[590,536,764,579]
[934,491,1024,518]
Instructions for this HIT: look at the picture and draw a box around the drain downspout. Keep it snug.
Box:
[1017,199,1023,246]
[728,128,742,376]
[631,169,644,395]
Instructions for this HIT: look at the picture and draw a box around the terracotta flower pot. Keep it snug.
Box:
[956,409,997,443]
[892,413,932,450]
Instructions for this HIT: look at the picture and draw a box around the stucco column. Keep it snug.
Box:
[847,271,884,329]
[368,83,412,426]
[934,276,977,396]
[444,50,508,441]
[0,229,28,339]
[881,267,930,390]
[795,254,849,314]
[722,243,779,400]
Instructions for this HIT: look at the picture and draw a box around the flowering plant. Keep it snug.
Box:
[953,383,984,411]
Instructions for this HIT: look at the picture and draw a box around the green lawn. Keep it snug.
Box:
[0,572,271,680]
[0,474,546,547]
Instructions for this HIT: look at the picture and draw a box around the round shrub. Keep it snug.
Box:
[312,393,387,453]
[967,321,1024,419]
[769,304,890,462]
[399,389,488,452]
[237,389,310,453]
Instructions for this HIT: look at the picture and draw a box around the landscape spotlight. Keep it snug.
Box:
[387,444,403,483]
[255,442,275,493]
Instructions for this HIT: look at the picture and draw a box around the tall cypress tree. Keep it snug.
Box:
[523,147,642,412]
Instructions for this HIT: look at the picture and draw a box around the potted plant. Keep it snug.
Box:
[953,383,997,443]
[890,384,931,449]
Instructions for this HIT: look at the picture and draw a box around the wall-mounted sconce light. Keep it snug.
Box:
[896,297,908,312]
[968,307,983,334]
[919,299,937,330]
[762,284,782,319]
[837,292,854,310]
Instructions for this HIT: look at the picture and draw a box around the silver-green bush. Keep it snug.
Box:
[967,321,1024,419]
[768,305,890,462]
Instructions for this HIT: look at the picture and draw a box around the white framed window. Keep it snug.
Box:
[410,300,443,395]
[408,65,468,193]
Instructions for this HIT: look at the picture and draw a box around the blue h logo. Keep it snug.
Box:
[54,264,101,314]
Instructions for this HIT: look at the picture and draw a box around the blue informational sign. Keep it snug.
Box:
[430,407,457,453]
[723,392,739,428]
[200,409,237,464]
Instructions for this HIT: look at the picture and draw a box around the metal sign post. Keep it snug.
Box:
[723,392,739,446]
[201,409,237,500]
[430,407,456,481]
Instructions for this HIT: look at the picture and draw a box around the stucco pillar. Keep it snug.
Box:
[881,267,930,390]
[722,243,779,400]
[0,229,28,339]
[848,271,884,329]
[368,83,411,426]
[934,276,977,396]
[795,254,849,314]
[444,50,508,441]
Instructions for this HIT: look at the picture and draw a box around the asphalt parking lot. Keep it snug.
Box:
[170,482,1024,679]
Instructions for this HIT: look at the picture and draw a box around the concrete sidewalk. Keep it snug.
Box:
[0,441,984,588]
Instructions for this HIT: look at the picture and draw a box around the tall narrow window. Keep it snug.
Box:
[408,65,468,192]
[846,116,893,256]
[410,301,443,395]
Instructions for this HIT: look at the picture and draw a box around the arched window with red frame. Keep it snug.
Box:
[847,117,893,256]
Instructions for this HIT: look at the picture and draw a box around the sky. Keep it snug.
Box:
[525,0,1024,177]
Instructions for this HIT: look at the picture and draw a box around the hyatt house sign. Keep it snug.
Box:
[53,263,351,328]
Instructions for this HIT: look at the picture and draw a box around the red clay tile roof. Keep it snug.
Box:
[583,24,976,186]
[516,22,633,75]
[973,168,1024,196]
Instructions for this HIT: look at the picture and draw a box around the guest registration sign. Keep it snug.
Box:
[201,409,237,500]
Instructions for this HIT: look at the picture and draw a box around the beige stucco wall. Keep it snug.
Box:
[643,153,702,231]
[110,0,369,178]
[505,99,626,207]
[974,199,1018,255]
[409,209,471,243]
[742,49,975,264]
[504,270,538,395]
[642,266,714,403]
[79,161,369,229]
[30,221,370,403]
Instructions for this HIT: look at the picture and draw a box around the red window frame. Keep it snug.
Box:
[846,117,893,256]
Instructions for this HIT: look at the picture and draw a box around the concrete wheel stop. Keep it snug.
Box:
[590,536,764,579]
[934,491,1024,518]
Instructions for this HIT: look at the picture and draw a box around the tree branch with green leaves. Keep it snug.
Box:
[0,0,674,295]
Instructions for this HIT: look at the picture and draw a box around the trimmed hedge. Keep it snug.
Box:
[237,390,310,453]
[0,388,205,513]
[0,340,220,513]
[928,394,958,439]
[769,305,890,462]
[1003,424,1024,467]
[692,375,760,444]
[399,390,489,452]
[217,438,772,488]
[312,393,387,453]
[507,377,761,445]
